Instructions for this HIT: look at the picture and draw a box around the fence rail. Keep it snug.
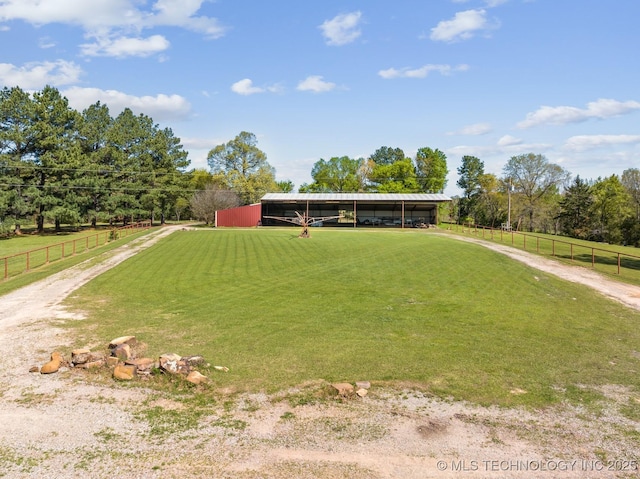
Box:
[445,222,640,283]
[2,221,152,281]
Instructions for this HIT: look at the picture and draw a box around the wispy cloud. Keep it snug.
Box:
[319,11,362,46]
[517,99,640,128]
[0,60,83,89]
[297,75,336,93]
[378,64,469,79]
[430,9,498,42]
[63,86,191,122]
[497,135,522,146]
[449,123,492,135]
[564,134,640,151]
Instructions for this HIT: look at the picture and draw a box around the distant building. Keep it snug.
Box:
[215,203,262,227]
[260,193,451,228]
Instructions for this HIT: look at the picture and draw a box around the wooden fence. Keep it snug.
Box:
[445,222,640,283]
[2,221,152,281]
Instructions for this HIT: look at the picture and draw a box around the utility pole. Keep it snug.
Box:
[507,178,512,231]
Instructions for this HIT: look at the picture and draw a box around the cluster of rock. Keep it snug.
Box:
[32,335,228,386]
[331,381,371,398]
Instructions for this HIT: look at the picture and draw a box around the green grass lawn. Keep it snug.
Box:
[0,227,157,297]
[65,228,640,408]
[445,223,640,286]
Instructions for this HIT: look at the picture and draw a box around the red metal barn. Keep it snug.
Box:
[215,203,262,227]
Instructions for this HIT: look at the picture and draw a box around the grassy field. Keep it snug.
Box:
[62,228,640,409]
[445,223,640,286]
[0,227,157,297]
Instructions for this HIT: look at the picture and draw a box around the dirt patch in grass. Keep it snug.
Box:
[0,226,639,478]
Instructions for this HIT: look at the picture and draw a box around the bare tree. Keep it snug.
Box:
[190,185,240,225]
[503,153,570,232]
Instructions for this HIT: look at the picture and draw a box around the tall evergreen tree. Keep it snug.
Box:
[456,155,484,221]
[556,176,593,239]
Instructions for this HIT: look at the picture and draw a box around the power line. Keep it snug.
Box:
[0,163,188,177]
[0,183,201,193]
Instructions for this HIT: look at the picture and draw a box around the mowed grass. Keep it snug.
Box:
[446,224,640,286]
[0,228,157,296]
[66,228,640,407]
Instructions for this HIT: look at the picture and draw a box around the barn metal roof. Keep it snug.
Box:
[261,193,451,202]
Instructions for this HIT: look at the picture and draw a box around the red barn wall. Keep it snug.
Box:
[216,203,262,227]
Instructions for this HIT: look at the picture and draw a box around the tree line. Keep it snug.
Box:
[456,154,640,246]
[0,85,192,233]
[2,86,638,245]
[0,86,285,233]
[299,146,449,193]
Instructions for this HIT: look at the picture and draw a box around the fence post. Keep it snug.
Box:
[536,237,539,253]
[591,248,595,268]
[618,253,621,275]
[26,251,30,271]
[570,243,573,261]
[523,234,526,250]
[4,257,7,280]
[552,240,555,257]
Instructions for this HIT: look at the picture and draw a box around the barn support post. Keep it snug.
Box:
[354,200,357,228]
[401,201,405,229]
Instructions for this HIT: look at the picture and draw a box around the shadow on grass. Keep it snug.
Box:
[555,253,640,272]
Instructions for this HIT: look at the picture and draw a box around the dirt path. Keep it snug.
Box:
[0,227,638,478]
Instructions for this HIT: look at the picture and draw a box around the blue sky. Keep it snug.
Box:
[1,0,639,196]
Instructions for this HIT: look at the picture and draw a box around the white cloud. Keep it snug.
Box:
[448,140,552,160]
[0,60,83,89]
[430,9,496,43]
[0,0,226,58]
[517,98,640,128]
[485,0,509,6]
[564,134,640,151]
[497,135,522,146]
[230,79,281,96]
[231,79,258,96]
[63,86,191,122]
[297,75,336,93]
[378,64,469,79]
[319,11,362,46]
[149,0,226,39]
[449,123,492,135]
[80,34,170,57]
[231,79,264,96]
[0,0,137,29]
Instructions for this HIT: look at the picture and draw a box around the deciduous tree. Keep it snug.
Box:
[207,131,277,204]
[303,156,365,192]
[503,153,570,232]
[369,146,406,166]
[190,184,240,225]
[415,147,448,193]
